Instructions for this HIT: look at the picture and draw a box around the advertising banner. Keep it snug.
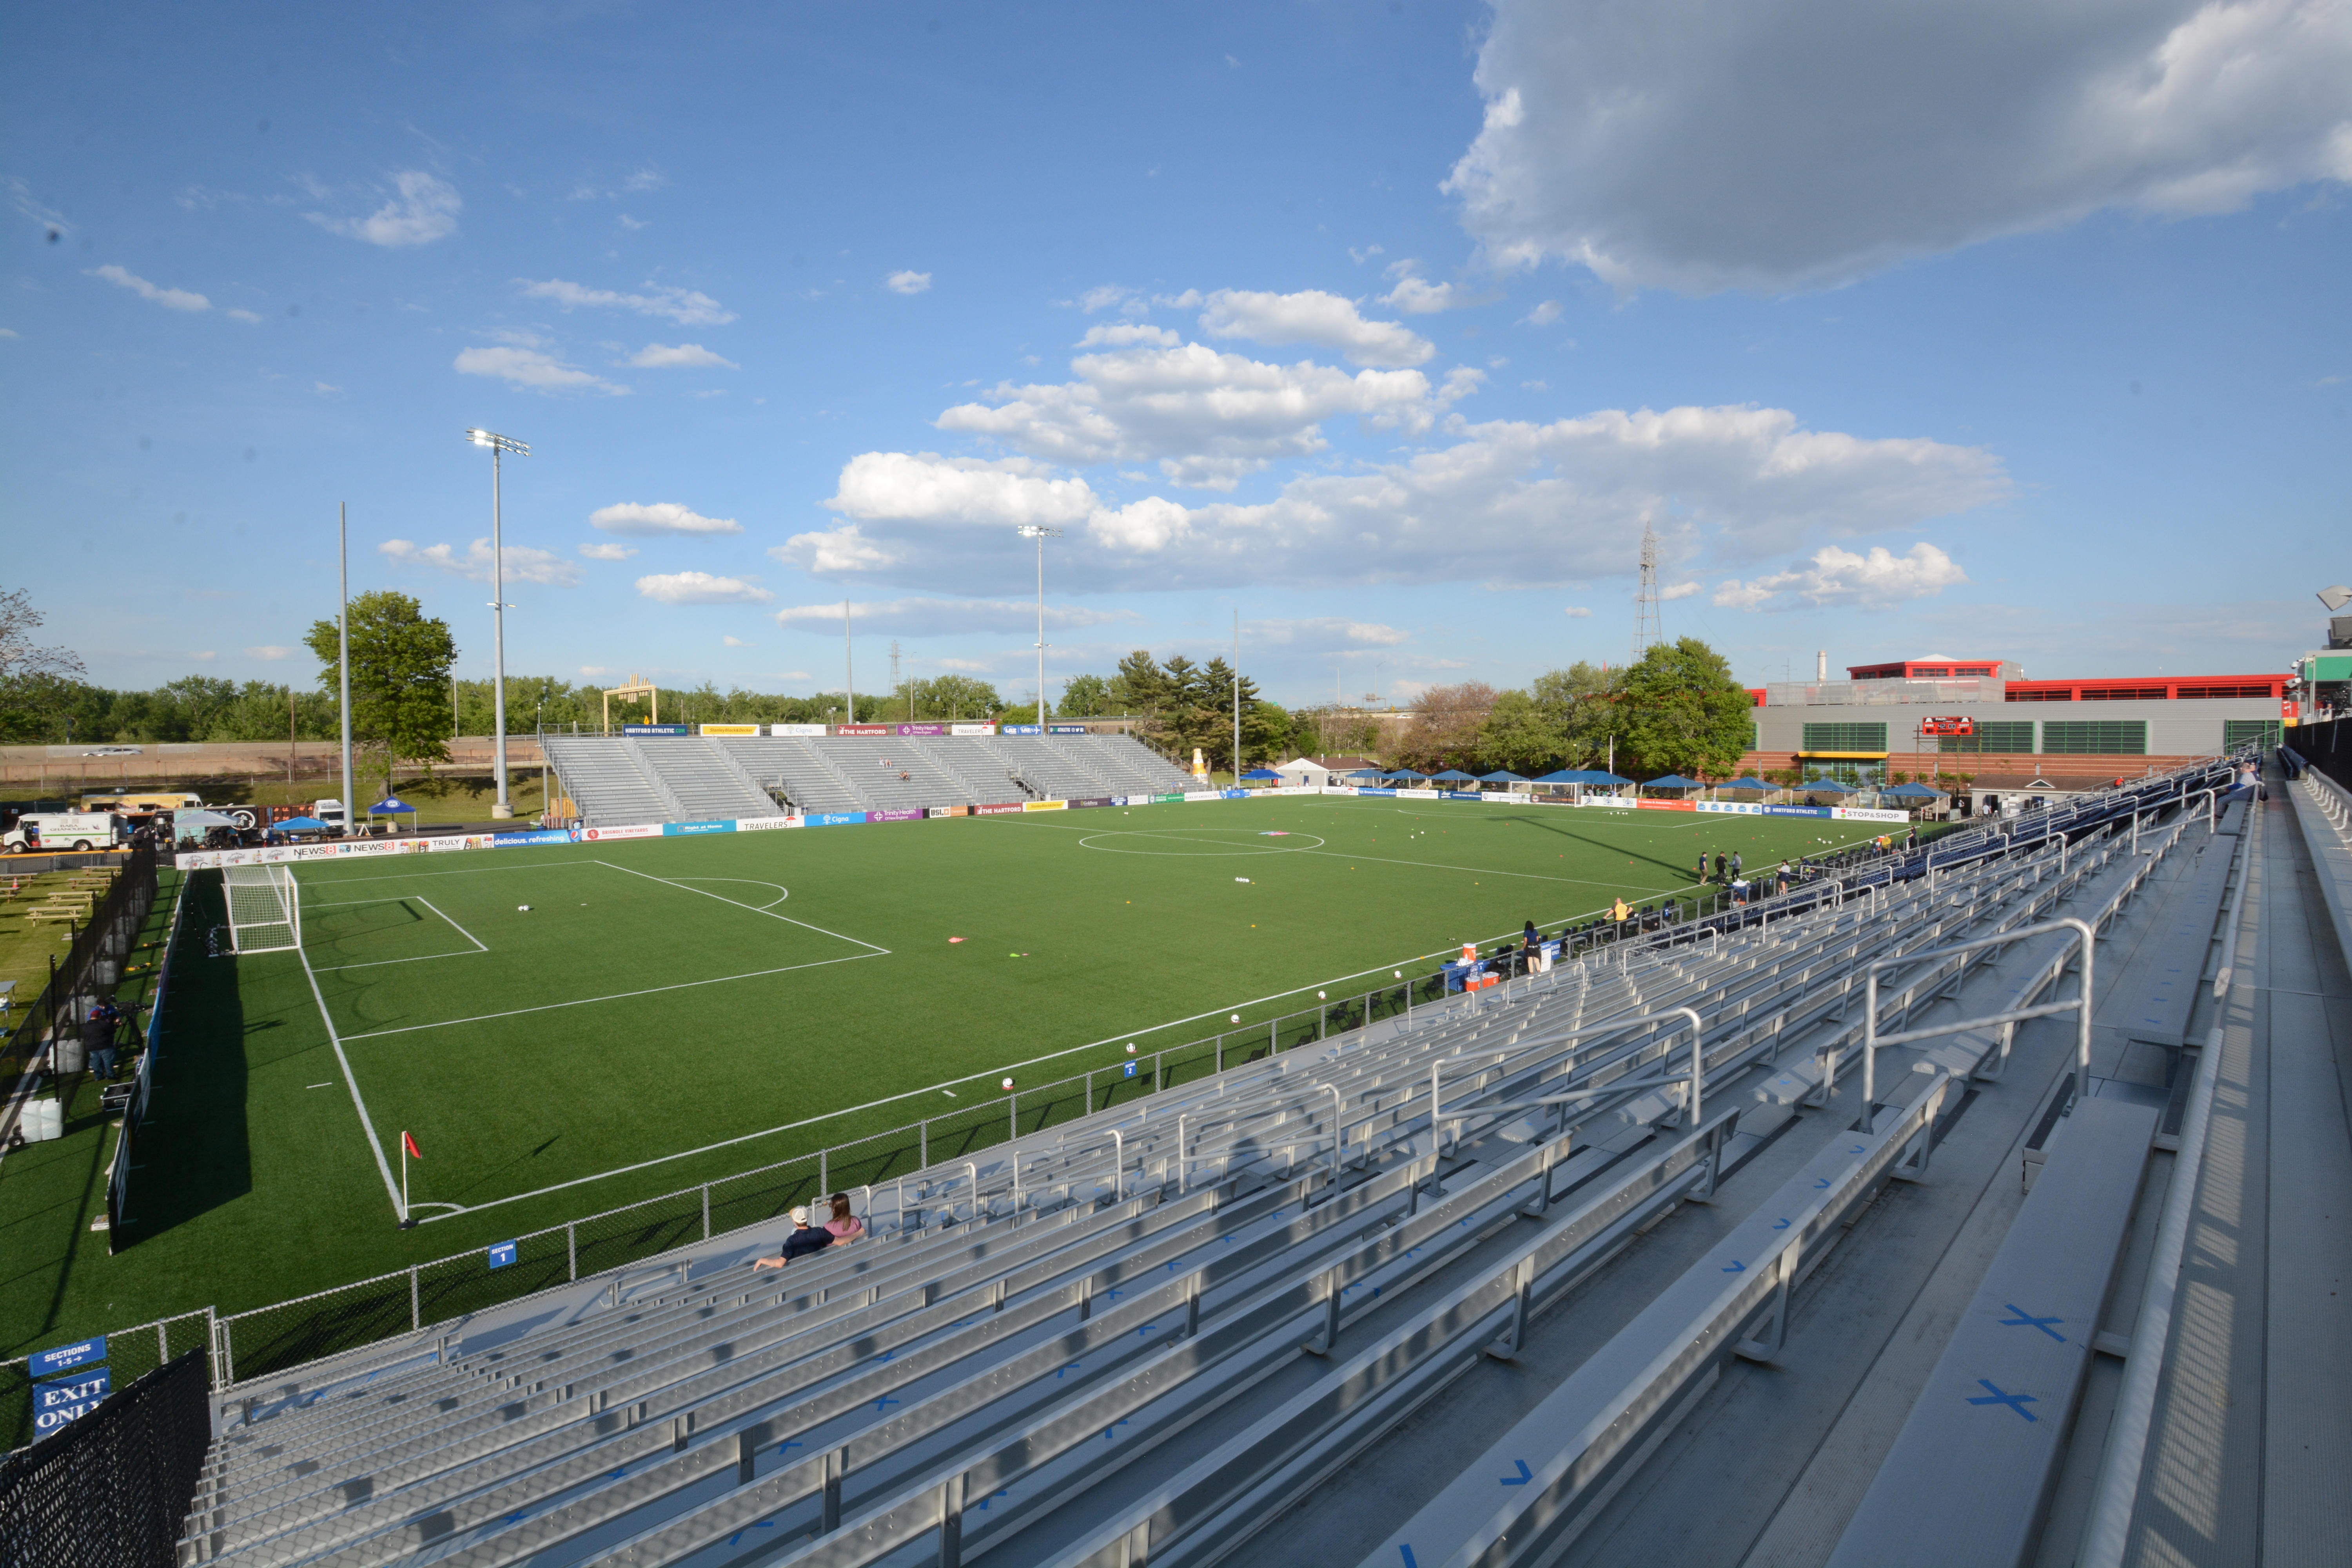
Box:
[975,802,1025,815]
[1001,724,1043,736]
[1068,796,1114,809]
[870,807,924,822]
[492,829,573,847]
[1833,807,1911,823]
[1047,724,1088,735]
[896,723,949,736]
[622,724,690,737]
[662,820,738,836]
[1151,793,1185,803]
[733,815,803,831]
[1352,787,1397,798]
[949,722,996,736]
[579,822,663,841]
[1635,799,1697,812]
[1760,804,1831,818]
[807,811,869,827]
[1183,791,1224,802]
[835,724,891,737]
[697,723,761,736]
[1438,790,1483,801]
[1022,799,1069,811]
[770,723,828,737]
[927,805,970,818]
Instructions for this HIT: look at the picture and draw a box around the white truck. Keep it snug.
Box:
[4,812,127,853]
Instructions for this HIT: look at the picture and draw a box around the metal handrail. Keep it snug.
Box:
[1861,918,2096,1134]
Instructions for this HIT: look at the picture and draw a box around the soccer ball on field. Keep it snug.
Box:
[1001,1077,1015,1091]
[517,905,531,912]
[1125,1042,1138,1056]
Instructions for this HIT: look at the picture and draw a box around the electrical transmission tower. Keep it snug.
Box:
[889,640,902,718]
[1631,519,1663,661]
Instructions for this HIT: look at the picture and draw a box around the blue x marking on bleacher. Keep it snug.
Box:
[1103,1418,1130,1440]
[779,1440,802,1454]
[1499,1460,1532,1485]
[1773,1218,1791,1230]
[1998,1306,2066,1341]
[976,1488,1011,1510]
[873,1396,899,1411]
[1966,1379,2038,1420]
[1722,1260,1746,1273]
[726,1522,777,1546]
[875,1349,897,1361]
[1849,1145,1865,1154]
[1814,1177,1831,1189]
[1138,1324,1158,1336]
[1058,1362,1081,1378]
[1400,1548,1419,1568]
[1167,1260,1179,1272]
[1108,1288,1123,1299]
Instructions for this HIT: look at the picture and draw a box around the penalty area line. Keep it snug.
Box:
[294,941,408,1221]
[594,859,889,954]
[340,951,885,1042]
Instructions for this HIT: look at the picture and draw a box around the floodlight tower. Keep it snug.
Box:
[1632,518,1662,663]
[464,428,529,817]
[1016,525,1062,726]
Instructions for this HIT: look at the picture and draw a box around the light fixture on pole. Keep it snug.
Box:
[1016,525,1062,728]
[463,428,528,818]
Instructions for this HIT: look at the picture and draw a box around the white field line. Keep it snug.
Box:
[298,862,592,887]
[294,940,408,1220]
[339,952,884,1042]
[593,859,889,953]
[305,895,491,972]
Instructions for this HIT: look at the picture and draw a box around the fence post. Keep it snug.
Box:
[1010,1091,1018,1142]
[701,1184,711,1241]
[920,1118,928,1169]
[1085,1070,1094,1113]
[1214,1038,1222,1073]
[1362,990,1371,1031]
[568,1221,577,1282]
[1154,1053,1163,1093]
[819,1148,827,1199]
[409,1265,420,1332]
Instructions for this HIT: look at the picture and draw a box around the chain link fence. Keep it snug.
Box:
[0,1308,211,1454]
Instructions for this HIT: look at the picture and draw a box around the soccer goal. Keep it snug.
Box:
[224,863,301,953]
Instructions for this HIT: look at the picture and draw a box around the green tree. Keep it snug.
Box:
[306,590,457,793]
[1059,673,1114,717]
[1613,637,1752,780]
[0,588,89,742]
[1400,682,1496,771]
[1110,650,1172,716]
[905,675,1001,720]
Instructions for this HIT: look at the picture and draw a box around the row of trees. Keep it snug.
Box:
[5,583,1763,786]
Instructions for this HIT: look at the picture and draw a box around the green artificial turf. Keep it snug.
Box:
[0,794,1892,1397]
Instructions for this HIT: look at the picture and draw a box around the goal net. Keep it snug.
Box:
[224,864,300,953]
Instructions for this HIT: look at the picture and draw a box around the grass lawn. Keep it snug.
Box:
[0,793,1893,1406]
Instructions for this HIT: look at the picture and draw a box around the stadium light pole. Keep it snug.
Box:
[1016,525,1061,728]
[465,428,528,817]
[338,503,353,834]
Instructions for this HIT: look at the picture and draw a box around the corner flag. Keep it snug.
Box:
[403,1131,422,1160]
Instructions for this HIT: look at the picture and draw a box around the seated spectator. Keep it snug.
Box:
[751,1205,824,1270]
[822,1191,866,1247]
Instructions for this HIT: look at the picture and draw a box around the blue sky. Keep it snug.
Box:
[5,1,2347,708]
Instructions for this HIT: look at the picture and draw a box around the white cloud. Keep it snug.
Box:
[379,538,582,586]
[1348,244,1386,264]
[771,596,1137,636]
[454,345,626,396]
[310,381,341,396]
[636,571,774,605]
[1521,300,1563,326]
[788,403,2004,594]
[886,270,933,295]
[1661,580,1700,600]
[227,308,264,324]
[0,328,16,338]
[1447,0,2352,294]
[578,542,639,561]
[1197,288,1434,368]
[306,171,460,247]
[1076,323,1181,348]
[86,264,209,313]
[590,501,742,536]
[1711,542,1969,610]
[1252,618,1412,647]
[515,278,735,326]
[244,645,294,660]
[1379,261,1483,315]
[1562,605,1592,618]
[723,635,756,647]
[933,341,1459,489]
[626,342,737,369]
[1078,284,1136,313]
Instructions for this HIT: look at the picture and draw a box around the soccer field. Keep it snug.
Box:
[31,795,1896,1350]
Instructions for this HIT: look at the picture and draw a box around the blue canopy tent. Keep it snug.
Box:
[369,795,420,833]
[1583,770,1633,788]
[1717,776,1778,793]
[273,816,332,834]
[1428,769,1479,782]
[1802,777,1857,795]
[1477,770,1528,784]
[1880,781,1943,798]
[1343,768,1387,779]
[1642,774,1705,793]
[1240,768,1282,781]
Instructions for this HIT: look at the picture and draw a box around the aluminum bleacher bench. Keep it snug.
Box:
[1826,1095,2157,1568]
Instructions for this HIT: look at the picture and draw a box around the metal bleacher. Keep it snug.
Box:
[171,752,2334,1568]
[539,735,684,826]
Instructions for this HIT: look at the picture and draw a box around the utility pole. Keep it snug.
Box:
[338,504,353,825]
[463,428,528,818]
[844,600,855,723]
[1232,610,1242,782]
[890,639,903,721]
[1016,525,1062,728]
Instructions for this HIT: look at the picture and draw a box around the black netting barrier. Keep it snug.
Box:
[0,1348,209,1568]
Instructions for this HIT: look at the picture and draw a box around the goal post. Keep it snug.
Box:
[224,863,301,953]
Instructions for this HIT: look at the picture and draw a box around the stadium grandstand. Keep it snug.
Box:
[16,729,2323,1568]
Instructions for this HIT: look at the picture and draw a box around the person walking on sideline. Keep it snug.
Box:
[1696,849,1709,884]
[1730,851,1743,882]
[1714,852,1728,883]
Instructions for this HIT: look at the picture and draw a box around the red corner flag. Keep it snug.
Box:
[402,1131,423,1160]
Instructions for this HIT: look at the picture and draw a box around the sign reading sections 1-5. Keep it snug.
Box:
[29,1336,105,1379]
